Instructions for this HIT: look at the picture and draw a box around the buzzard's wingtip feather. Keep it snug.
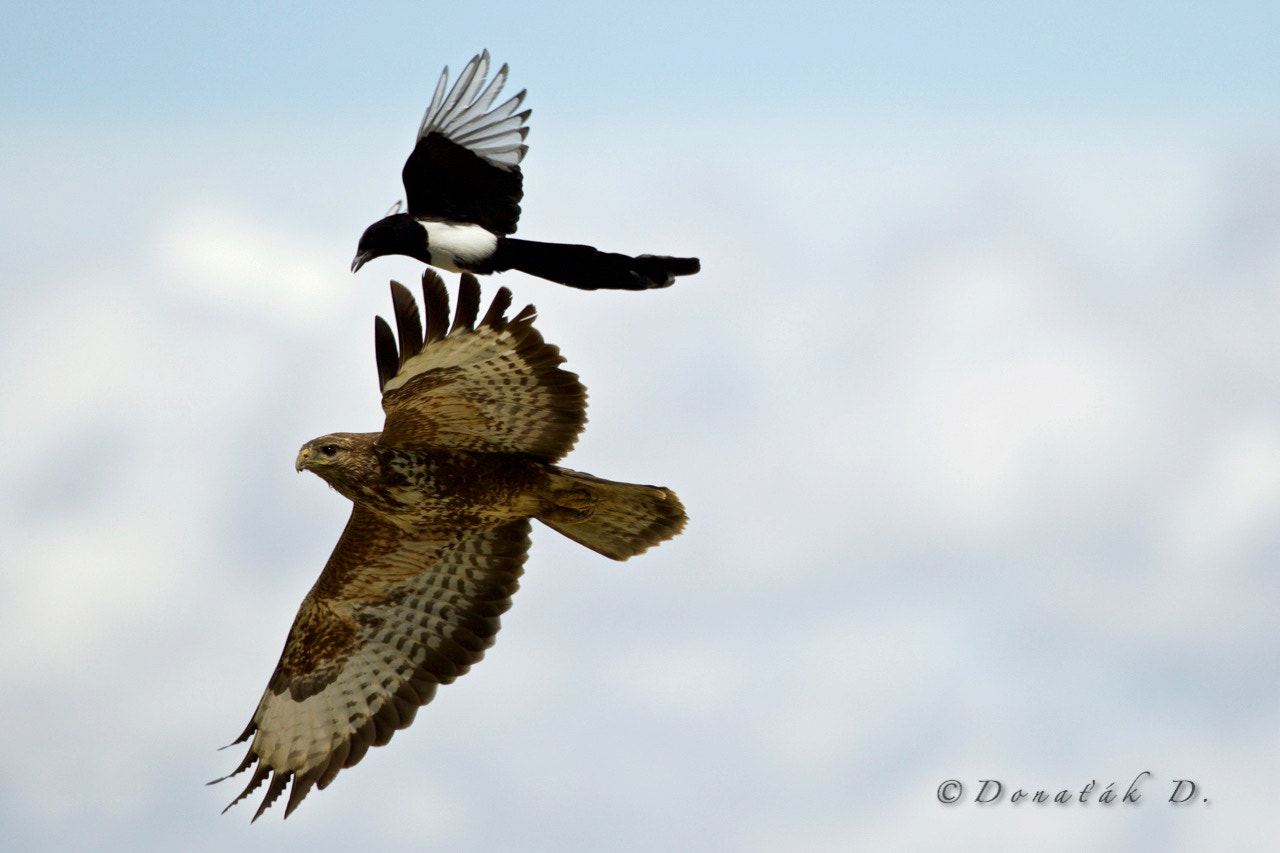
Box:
[389,280,423,366]
[481,287,513,329]
[375,316,398,390]
[284,769,321,818]
[421,269,450,343]
[511,303,537,325]
[221,761,270,816]
[252,771,290,822]
[452,273,481,333]
[315,739,351,790]
[344,720,375,769]
[211,739,259,787]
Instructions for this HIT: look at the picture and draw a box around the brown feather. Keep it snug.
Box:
[481,286,512,329]
[252,771,290,822]
[284,767,322,818]
[510,303,536,326]
[421,269,449,344]
[451,273,481,334]
[375,276,587,459]
[390,280,423,366]
[344,721,374,769]
[374,316,398,390]
[219,518,531,819]
[221,763,269,815]
[314,738,350,790]
[370,701,398,747]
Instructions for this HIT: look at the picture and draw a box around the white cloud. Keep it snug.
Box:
[852,247,1159,542]
[1161,422,1280,564]
[152,203,359,325]
[3,116,1280,850]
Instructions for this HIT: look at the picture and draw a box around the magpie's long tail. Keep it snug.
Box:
[490,237,700,291]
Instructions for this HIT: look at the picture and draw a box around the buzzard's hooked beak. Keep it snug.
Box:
[351,251,373,274]
[295,447,311,472]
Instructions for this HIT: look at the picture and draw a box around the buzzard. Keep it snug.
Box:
[214,271,686,820]
[350,50,701,291]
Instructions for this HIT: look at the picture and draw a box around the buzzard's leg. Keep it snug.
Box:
[541,489,596,521]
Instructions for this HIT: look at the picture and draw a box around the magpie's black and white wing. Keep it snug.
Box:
[402,50,530,235]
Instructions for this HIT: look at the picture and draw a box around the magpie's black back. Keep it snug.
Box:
[403,134,524,235]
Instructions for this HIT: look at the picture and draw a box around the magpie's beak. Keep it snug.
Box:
[351,251,372,274]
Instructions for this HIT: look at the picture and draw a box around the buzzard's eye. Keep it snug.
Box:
[319,444,339,457]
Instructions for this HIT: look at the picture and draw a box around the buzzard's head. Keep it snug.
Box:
[296,433,380,497]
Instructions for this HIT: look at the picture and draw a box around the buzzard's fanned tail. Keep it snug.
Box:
[489,238,700,291]
[539,467,687,560]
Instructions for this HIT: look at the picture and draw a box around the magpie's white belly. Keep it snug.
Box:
[420,221,498,271]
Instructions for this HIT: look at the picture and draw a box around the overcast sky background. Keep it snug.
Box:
[3,2,1280,850]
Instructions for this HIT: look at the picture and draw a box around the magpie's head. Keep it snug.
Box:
[352,212,424,272]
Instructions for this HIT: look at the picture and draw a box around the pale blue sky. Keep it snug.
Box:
[4,2,1280,120]
[3,4,1280,850]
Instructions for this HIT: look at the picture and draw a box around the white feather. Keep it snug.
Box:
[416,51,529,170]
[420,221,498,271]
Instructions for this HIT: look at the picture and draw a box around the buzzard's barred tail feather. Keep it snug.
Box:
[539,467,687,560]
[491,237,700,291]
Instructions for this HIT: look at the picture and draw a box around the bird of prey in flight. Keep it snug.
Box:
[214,271,687,819]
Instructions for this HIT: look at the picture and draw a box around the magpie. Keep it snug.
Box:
[351,51,700,291]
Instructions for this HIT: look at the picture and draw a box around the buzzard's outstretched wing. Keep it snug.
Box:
[216,507,531,820]
[402,50,529,234]
[376,270,586,461]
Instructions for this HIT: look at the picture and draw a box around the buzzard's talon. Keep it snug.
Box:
[542,489,596,522]
[540,489,599,522]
